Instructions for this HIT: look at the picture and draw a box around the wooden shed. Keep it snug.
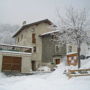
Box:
[67,52,78,66]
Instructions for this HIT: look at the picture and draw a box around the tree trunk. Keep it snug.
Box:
[77,45,81,68]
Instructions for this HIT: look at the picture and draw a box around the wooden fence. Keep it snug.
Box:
[66,69,90,79]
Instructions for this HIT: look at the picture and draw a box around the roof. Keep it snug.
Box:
[39,30,60,37]
[13,19,53,37]
[0,50,32,55]
[0,43,32,49]
[67,52,77,55]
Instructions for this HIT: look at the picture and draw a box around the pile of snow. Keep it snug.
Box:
[47,63,68,80]
[80,51,90,69]
[0,73,6,78]
[38,66,51,72]
[81,59,90,69]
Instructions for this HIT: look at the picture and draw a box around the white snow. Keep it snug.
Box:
[0,43,32,49]
[37,66,51,72]
[0,63,90,90]
[67,52,77,55]
[0,50,32,55]
[40,30,59,36]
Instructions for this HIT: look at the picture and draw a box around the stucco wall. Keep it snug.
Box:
[0,55,2,72]
[67,43,88,55]
[66,44,77,53]
[21,56,31,73]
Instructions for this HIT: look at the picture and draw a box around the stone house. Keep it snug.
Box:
[13,19,54,70]
[13,19,66,70]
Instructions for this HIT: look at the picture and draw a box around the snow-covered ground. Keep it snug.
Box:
[0,63,90,90]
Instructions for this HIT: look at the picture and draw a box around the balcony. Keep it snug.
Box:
[0,44,32,54]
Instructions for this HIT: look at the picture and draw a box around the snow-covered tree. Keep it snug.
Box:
[52,8,89,68]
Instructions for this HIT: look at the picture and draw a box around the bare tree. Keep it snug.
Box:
[52,8,88,68]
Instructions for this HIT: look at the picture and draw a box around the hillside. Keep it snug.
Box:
[0,24,19,44]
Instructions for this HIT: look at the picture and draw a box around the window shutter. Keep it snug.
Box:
[32,33,36,43]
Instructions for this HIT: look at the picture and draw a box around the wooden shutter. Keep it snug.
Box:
[32,33,36,43]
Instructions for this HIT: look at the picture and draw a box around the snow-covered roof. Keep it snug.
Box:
[0,50,32,55]
[0,43,32,49]
[67,52,77,55]
[40,30,60,36]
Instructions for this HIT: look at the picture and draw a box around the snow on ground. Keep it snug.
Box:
[37,66,51,72]
[0,63,90,90]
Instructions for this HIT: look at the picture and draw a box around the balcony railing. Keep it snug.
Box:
[0,44,32,54]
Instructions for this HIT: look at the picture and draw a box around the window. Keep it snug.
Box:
[69,57,72,60]
[32,33,36,43]
[25,48,32,53]
[71,56,74,60]
[33,46,36,52]
[51,35,54,39]
[17,37,19,42]
[21,34,23,40]
[68,46,72,53]
[55,45,59,53]
[74,56,77,60]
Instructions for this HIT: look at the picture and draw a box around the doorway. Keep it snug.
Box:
[31,61,36,71]
[55,59,60,64]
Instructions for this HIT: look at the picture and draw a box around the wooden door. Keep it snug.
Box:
[55,59,60,64]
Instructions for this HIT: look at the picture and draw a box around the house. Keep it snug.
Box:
[13,19,56,70]
[0,44,32,73]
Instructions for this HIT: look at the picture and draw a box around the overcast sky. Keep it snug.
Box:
[0,0,90,25]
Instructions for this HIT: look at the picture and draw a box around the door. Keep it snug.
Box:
[55,59,60,64]
[2,56,21,72]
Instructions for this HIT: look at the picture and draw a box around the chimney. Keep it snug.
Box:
[22,21,26,26]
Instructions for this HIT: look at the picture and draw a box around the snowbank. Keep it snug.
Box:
[47,63,68,80]
[0,73,6,78]
[81,58,90,69]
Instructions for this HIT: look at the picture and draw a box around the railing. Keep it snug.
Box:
[0,44,32,53]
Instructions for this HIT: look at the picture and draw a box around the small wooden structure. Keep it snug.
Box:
[66,69,90,79]
[67,52,78,66]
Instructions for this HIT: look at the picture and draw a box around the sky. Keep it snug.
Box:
[0,0,90,25]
